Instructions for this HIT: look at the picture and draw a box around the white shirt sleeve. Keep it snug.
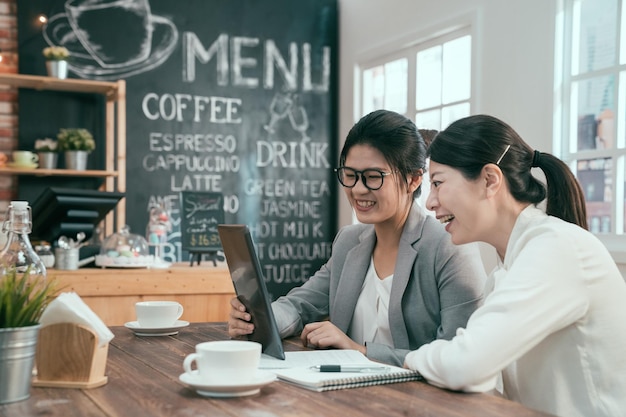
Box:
[404,228,589,392]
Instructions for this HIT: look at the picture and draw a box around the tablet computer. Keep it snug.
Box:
[217,224,285,360]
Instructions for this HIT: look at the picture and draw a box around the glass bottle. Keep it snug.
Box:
[0,201,46,279]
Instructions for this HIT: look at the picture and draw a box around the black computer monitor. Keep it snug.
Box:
[30,187,124,244]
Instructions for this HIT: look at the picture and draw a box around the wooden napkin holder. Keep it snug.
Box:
[33,323,109,389]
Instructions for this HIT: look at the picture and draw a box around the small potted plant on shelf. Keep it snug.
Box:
[34,137,59,170]
[57,128,96,171]
[42,46,70,79]
[0,266,58,404]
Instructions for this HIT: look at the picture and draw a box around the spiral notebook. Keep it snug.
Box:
[272,353,422,392]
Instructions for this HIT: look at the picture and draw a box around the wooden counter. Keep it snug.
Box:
[47,263,235,326]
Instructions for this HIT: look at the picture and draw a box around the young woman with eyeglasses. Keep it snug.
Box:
[228,109,487,366]
[403,114,626,417]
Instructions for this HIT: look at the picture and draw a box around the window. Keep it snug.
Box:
[358,28,472,210]
[415,35,472,131]
[557,0,626,256]
[360,29,472,131]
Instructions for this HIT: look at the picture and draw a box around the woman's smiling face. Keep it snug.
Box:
[342,144,417,227]
[426,160,490,245]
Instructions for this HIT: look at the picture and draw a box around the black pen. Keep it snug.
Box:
[310,365,391,373]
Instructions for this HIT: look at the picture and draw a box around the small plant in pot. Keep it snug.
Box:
[57,128,96,171]
[34,138,59,170]
[0,266,58,404]
[42,46,70,79]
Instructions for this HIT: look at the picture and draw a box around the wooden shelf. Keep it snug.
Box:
[0,167,118,177]
[0,73,127,236]
[0,73,122,99]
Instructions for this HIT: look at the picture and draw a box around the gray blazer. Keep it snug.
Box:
[272,204,487,366]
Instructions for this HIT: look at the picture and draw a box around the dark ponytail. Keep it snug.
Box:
[532,152,588,229]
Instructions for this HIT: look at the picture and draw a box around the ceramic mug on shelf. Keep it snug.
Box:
[183,340,262,385]
[11,151,38,166]
[135,301,183,328]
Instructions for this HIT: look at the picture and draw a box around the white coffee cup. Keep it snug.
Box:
[12,151,38,166]
[135,301,183,328]
[183,340,262,385]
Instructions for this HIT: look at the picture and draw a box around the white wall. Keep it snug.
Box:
[336,0,626,277]
[338,0,556,226]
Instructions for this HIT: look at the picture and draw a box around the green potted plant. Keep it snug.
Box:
[0,266,57,404]
[42,46,70,79]
[34,137,59,170]
[57,128,96,171]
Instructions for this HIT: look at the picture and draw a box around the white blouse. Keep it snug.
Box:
[404,206,626,417]
[349,257,394,347]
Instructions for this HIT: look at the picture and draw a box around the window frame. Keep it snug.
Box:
[555,0,626,260]
[356,26,475,127]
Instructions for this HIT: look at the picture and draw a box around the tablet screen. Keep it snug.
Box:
[218,224,285,360]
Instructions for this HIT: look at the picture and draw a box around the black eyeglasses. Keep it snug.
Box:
[334,167,393,191]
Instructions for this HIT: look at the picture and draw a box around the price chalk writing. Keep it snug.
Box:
[180,191,225,253]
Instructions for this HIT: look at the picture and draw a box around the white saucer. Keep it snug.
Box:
[124,320,189,336]
[179,370,276,398]
[7,162,38,169]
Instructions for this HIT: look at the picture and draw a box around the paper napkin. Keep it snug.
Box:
[40,292,114,347]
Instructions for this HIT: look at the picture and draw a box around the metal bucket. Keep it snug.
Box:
[45,60,68,79]
[64,151,88,171]
[0,325,40,404]
[55,248,79,270]
[37,152,58,169]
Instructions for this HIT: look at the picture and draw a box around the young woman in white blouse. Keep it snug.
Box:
[404,114,626,417]
[228,110,487,366]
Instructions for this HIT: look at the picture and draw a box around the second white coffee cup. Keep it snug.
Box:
[183,340,262,385]
[135,301,183,328]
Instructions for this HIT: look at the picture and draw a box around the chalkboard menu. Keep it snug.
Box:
[180,191,224,253]
[18,0,338,299]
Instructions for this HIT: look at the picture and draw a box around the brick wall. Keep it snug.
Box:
[0,0,17,218]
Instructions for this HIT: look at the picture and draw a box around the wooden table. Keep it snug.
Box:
[0,323,555,417]
[47,263,235,325]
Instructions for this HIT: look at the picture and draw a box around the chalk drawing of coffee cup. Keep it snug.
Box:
[44,0,178,80]
[65,0,153,68]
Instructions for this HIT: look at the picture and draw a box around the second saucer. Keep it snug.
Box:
[124,320,189,336]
